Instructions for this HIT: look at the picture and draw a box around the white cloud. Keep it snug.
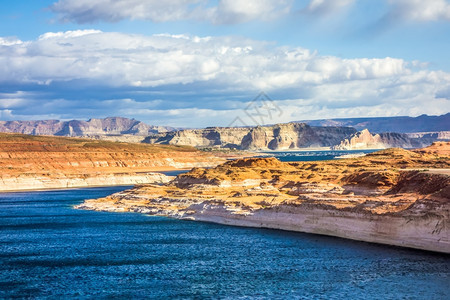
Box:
[389,0,450,22]
[38,29,102,40]
[0,109,14,119]
[50,0,293,24]
[49,0,450,27]
[0,30,416,88]
[305,0,355,15]
[213,0,292,24]
[0,37,23,46]
[51,0,203,23]
[0,30,449,127]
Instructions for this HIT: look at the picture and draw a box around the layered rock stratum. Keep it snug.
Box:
[146,123,358,150]
[145,122,444,151]
[0,117,173,142]
[78,142,450,253]
[2,116,448,150]
[332,129,428,150]
[0,133,236,191]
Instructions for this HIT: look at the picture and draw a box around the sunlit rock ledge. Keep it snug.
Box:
[77,142,450,254]
[0,133,252,191]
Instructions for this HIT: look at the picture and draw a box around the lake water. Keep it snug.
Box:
[1,187,449,298]
[262,149,377,162]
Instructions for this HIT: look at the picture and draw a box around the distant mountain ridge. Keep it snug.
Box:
[301,113,450,133]
[1,114,448,150]
[0,117,174,138]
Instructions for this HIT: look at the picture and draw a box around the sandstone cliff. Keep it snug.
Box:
[406,131,450,142]
[0,117,173,138]
[0,133,229,191]
[78,143,450,253]
[332,129,428,150]
[241,123,356,150]
[145,123,357,150]
[146,127,249,148]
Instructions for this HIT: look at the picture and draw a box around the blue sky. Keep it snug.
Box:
[1,0,450,127]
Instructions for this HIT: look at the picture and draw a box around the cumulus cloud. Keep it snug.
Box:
[50,0,206,23]
[0,30,449,126]
[50,0,293,24]
[49,0,450,28]
[213,0,292,24]
[388,0,450,22]
[304,0,355,15]
[0,30,416,89]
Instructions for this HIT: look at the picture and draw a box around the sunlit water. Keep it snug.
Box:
[1,151,449,298]
[262,149,377,162]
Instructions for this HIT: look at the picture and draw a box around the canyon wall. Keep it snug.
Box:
[0,133,226,191]
[2,115,448,150]
[332,129,428,150]
[146,127,249,148]
[0,117,173,138]
[0,173,172,192]
[145,123,441,151]
[146,123,357,150]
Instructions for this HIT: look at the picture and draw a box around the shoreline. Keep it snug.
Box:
[75,144,450,254]
[0,171,174,193]
[186,208,450,254]
[0,183,137,194]
[76,197,450,254]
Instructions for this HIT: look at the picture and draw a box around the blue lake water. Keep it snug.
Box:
[262,149,378,162]
[1,186,449,298]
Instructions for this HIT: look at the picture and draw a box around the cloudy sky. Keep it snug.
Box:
[1,0,450,127]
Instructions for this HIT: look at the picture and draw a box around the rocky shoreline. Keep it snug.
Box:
[77,142,450,254]
[0,172,174,192]
[77,185,449,253]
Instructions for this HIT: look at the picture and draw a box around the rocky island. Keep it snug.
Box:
[77,142,450,253]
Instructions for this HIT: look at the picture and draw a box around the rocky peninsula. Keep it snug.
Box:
[77,142,450,253]
[0,133,237,191]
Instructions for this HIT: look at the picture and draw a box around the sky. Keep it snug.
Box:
[1,0,450,127]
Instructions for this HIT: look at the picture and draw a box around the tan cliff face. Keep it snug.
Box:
[0,133,231,191]
[332,129,428,150]
[406,131,450,143]
[146,123,440,151]
[0,117,172,138]
[146,122,357,150]
[241,123,358,150]
[2,117,446,150]
[146,127,250,148]
[78,142,450,253]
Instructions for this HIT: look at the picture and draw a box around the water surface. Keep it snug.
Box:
[0,187,449,298]
[263,149,377,162]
